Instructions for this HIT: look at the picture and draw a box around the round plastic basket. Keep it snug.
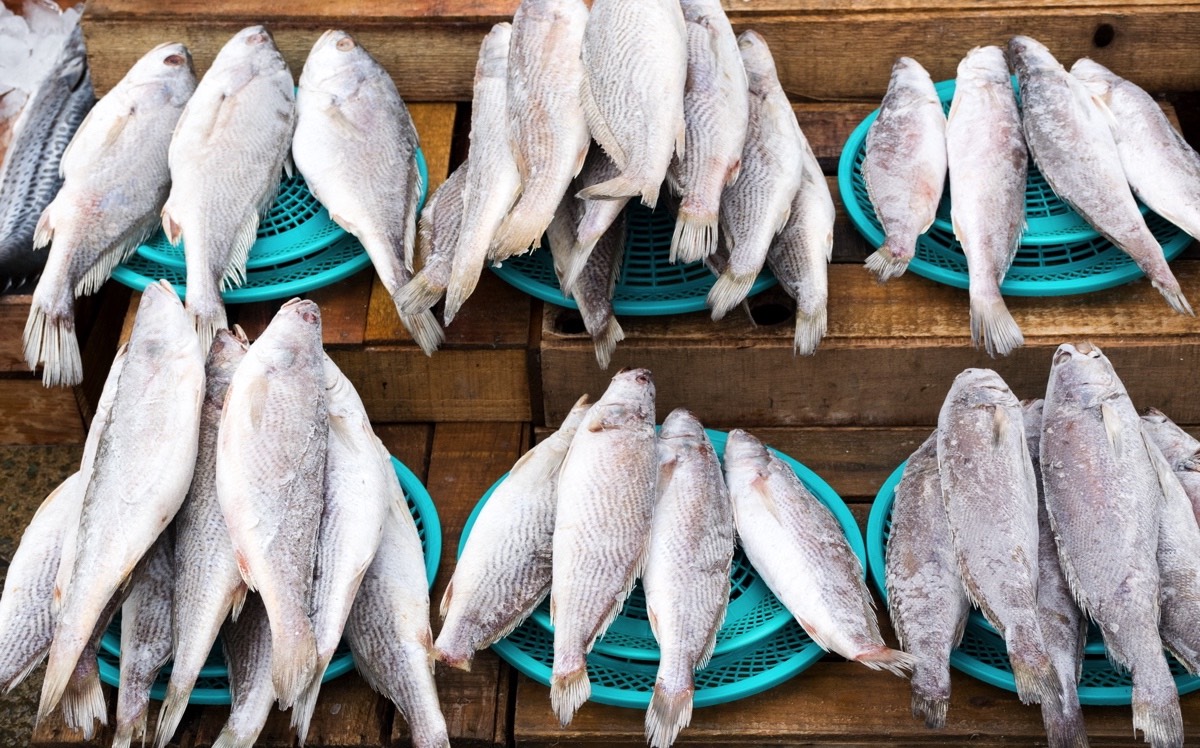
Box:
[838,78,1193,297]
[461,428,864,708]
[97,455,441,705]
[490,200,776,316]
[111,149,428,302]
[866,460,1200,705]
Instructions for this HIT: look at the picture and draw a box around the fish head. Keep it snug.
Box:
[950,368,1019,410]
[586,368,655,427]
[251,298,324,371]
[210,25,288,78]
[559,394,593,433]
[956,46,1010,88]
[130,280,201,357]
[476,23,513,80]
[1142,407,1172,426]
[1021,398,1045,449]
[736,31,780,94]
[204,326,250,396]
[723,428,769,470]
[1007,36,1063,79]
[300,30,377,94]
[130,42,197,103]
[1047,342,1126,408]
[1069,58,1118,100]
[660,408,705,441]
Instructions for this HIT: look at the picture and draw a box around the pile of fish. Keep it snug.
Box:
[438,368,910,748]
[887,346,1200,748]
[864,37,1197,358]
[24,25,436,389]
[0,284,448,748]
[395,0,834,368]
[0,0,93,292]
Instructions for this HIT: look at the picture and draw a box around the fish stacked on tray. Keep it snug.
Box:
[23,25,437,390]
[0,0,93,292]
[864,36,1199,358]
[395,0,834,368]
[437,368,910,748]
[0,284,448,748]
[886,346,1200,748]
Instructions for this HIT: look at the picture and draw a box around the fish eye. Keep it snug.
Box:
[336,37,356,52]
[163,54,185,67]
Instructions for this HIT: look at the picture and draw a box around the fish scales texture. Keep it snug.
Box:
[154,327,249,748]
[444,23,519,326]
[1041,343,1183,747]
[550,368,658,726]
[885,433,969,729]
[394,160,468,317]
[491,0,590,261]
[436,396,590,670]
[1010,37,1190,316]
[39,280,204,723]
[667,0,748,264]
[1146,431,1200,676]
[294,30,442,356]
[708,31,803,320]
[643,409,734,748]
[61,593,121,738]
[577,0,685,210]
[946,46,1026,357]
[766,132,834,356]
[862,57,946,282]
[165,26,296,350]
[215,297,328,708]
[1025,399,1090,748]
[937,368,1061,710]
[1142,409,1200,522]
[113,533,174,748]
[726,429,912,676]
[215,594,274,748]
[291,356,391,744]
[346,498,449,748]
[25,42,196,387]
[558,147,628,297]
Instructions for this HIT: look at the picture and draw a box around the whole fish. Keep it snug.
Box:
[550,368,657,725]
[294,30,442,356]
[708,32,803,320]
[547,181,624,369]
[153,327,249,748]
[945,46,1027,357]
[490,0,590,261]
[163,25,296,349]
[558,147,628,298]
[726,429,912,675]
[113,533,174,748]
[38,280,204,722]
[394,160,468,317]
[1142,408,1200,521]
[643,409,733,748]
[0,472,82,691]
[666,0,748,264]
[291,356,391,744]
[435,395,590,669]
[216,297,328,708]
[214,594,274,748]
[345,496,449,748]
[1146,432,1200,675]
[862,57,946,281]
[1010,37,1190,316]
[1071,59,1200,245]
[0,20,93,289]
[576,0,686,209]
[1024,399,1090,748]
[24,42,195,387]
[885,433,969,729]
[444,23,519,325]
[937,369,1061,710]
[1042,343,1183,747]
[766,135,834,356]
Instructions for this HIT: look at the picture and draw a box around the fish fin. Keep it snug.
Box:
[60,666,107,739]
[271,625,318,709]
[560,240,598,299]
[393,271,446,316]
[1006,626,1062,708]
[751,475,782,523]
[234,550,257,591]
[1131,672,1184,748]
[579,76,625,168]
[221,214,260,290]
[211,727,257,748]
[549,666,590,727]
[1100,402,1123,458]
[4,647,48,694]
[161,204,183,246]
[946,87,962,124]
[864,243,912,281]
[1143,424,1188,507]
[438,578,454,621]
[912,693,950,730]
[572,143,588,178]
[404,157,423,273]
[970,295,1023,358]
[229,583,248,622]
[23,302,82,387]
[398,309,444,357]
[322,103,368,142]
[1150,277,1194,316]
[153,684,190,748]
[707,270,756,321]
[32,206,54,250]
[291,669,325,747]
[577,173,658,210]
[674,115,685,161]
[432,644,474,673]
[75,213,162,298]
[992,405,1011,448]
[592,316,624,371]
[645,681,693,748]
[670,211,717,264]
[1041,692,1090,748]
[855,646,917,678]
[793,306,827,357]
[646,604,660,640]
[283,151,295,180]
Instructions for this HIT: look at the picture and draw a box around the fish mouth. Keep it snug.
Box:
[242,25,274,46]
[1053,341,1103,366]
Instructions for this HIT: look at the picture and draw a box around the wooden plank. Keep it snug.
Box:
[74,283,133,429]
[0,380,85,445]
[365,270,532,348]
[0,294,33,374]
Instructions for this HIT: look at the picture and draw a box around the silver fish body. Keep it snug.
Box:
[394,160,468,317]
[215,593,274,748]
[1146,431,1200,676]
[557,147,628,297]
[1141,409,1200,522]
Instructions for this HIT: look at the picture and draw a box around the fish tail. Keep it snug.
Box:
[153,683,191,748]
[910,660,952,728]
[36,632,88,726]
[59,664,107,739]
[1041,686,1090,748]
[23,300,82,387]
[212,727,257,748]
[271,624,318,709]
[393,272,446,316]
[560,239,601,300]
[645,679,694,748]
[290,669,325,747]
[491,198,553,262]
[442,263,482,327]
[864,243,913,281]
[670,210,717,264]
[1131,657,1184,748]
[912,692,950,730]
[110,721,136,748]
[577,173,658,210]
[549,663,591,727]
[1006,629,1062,708]
[970,294,1024,357]
[592,315,624,370]
[854,645,917,677]
[793,305,828,357]
[431,635,475,672]
[1150,275,1194,316]
[707,270,756,321]
[399,308,445,357]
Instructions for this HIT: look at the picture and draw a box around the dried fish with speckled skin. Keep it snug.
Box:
[113,534,174,748]
[213,594,274,748]
[394,161,468,317]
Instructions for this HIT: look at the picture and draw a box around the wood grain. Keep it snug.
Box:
[0,380,85,445]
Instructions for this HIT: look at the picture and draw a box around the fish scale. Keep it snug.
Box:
[550,368,657,726]
[1142,409,1200,522]
[113,533,174,748]
[394,160,468,317]
[215,593,274,748]
[558,147,628,297]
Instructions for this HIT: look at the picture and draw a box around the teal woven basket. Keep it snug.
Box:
[866,460,1200,706]
[461,428,863,709]
[838,78,1193,296]
[97,456,441,705]
[111,149,428,303]
[490,201,777,316]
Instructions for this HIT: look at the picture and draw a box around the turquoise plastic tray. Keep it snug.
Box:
[97,456,441,705]
[839,78,1193,296]
[462,428,864,708]
[867,460,1200,706]
[490,201,777,316]
[111,149,428,303]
